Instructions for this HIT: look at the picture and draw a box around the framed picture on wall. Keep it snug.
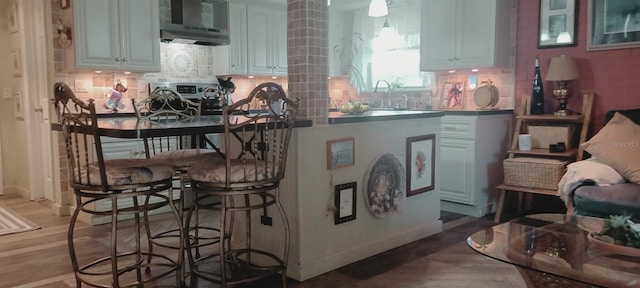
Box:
[538,0,577,48]
[406,134,435,197]
[326,137,355,170]
[588,0,640,51]
[7,3,18,34]
[334,182,357,224]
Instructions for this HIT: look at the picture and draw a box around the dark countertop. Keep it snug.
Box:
[52,115,312,138]
[328,110,444,124]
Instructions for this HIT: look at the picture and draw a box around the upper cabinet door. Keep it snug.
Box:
[420,0,513,71]
[119,0,160,72]
[74,0,160,72]
[213,2,249,75]
[271,9,288,76]
[419,0,456,71]
[74,0,121,70]
[247,5,274,75]
[229,2,248,74]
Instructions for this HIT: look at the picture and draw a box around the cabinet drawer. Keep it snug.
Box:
[441,117,476,139]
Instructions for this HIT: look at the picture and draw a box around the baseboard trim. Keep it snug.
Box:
[288,220,443,281]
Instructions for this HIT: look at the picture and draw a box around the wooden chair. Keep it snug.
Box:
[53,82,184,287]
[186,82,300,287]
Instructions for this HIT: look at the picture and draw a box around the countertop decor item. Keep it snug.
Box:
[440,82,464,109]
[473,80,499,109]
[338,102,370,114]
[546,55,579,116]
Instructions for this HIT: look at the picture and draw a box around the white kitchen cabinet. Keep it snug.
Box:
[74,0,160,72]
[214,2,287,77]
[420,0,514,71]
[439,113,512,217]
[247,4,287,76]
[214,2,249,75]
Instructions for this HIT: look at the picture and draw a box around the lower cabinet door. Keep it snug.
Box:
[440,137,475,205]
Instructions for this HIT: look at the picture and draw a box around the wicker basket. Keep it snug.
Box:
[503,157,568,190]
[528,125,574,149]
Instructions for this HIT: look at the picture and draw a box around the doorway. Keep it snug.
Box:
[19,1,57,208]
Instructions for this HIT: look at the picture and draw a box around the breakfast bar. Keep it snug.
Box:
[250,109,445,280]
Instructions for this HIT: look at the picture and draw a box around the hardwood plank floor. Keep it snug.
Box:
[0,193,580,288]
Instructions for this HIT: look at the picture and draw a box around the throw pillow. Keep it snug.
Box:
[581,112,640,183]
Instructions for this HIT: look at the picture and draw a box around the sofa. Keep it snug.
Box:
[562,108,640,218]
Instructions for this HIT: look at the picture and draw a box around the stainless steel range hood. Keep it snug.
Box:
[160,0,230,46]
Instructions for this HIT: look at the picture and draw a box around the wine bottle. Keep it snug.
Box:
[530,57,545,115]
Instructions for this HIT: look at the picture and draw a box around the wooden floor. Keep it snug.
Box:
[0,193,585,288]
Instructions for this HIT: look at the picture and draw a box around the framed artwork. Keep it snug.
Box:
[588,0,640,51]
[326,137,355,170]
[14,92,23,120]
[363,153,404,218]
[60,0,70,9]
[440,82,464,109]
[406,134,435,197]
[7,3,18,34]
[11,49,22,77]
[334,182,357,224]
[538,0,577,48]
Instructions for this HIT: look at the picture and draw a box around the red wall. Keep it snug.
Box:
[516,0,640,130]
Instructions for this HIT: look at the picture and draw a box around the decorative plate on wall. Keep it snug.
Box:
[363,153,405,218]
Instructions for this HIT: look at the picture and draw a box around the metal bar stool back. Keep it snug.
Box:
[132,87,224,262]
[54,82,185,287]
[187,82,300,287]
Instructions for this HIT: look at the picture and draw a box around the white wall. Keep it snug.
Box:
[0,0,29,198]
[252,116,444,281]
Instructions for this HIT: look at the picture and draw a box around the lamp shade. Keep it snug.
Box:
[368,0,388,17]
[545,55,579,81]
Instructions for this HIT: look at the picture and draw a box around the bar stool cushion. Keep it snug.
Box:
[153,149,221,170]
[82,159,175,186]
[188,158,278,183]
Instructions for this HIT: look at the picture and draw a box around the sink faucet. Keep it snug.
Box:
[373,80,392,107]
[395,94,408,109]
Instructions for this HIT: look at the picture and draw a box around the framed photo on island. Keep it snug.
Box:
[538,0,577,48]
[440,82,464,109]
[406,134,435,197]
[334,182,357,224]
[588,0,640,51]
[326,137,355,170]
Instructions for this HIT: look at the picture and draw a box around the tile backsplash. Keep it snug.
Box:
[53,41,285,114]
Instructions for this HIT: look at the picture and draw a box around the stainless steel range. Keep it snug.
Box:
[148,82,224,115]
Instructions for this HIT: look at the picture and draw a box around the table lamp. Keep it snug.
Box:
[545,55,579,116]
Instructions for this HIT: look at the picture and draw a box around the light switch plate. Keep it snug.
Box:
[3,88,11,99]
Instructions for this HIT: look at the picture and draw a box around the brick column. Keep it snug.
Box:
[287,0,328,125]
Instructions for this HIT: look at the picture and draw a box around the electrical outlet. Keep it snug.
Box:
[2,88,11,99]
[74,79,89,93]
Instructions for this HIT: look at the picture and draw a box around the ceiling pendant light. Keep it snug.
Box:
[368,0,388,17]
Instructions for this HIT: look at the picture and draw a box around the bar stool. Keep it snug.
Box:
[132,88,224,262]
[186,82,300,287]
[53,82,185,287]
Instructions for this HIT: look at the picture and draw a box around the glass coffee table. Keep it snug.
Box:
[468,214,640,288]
